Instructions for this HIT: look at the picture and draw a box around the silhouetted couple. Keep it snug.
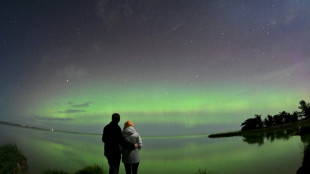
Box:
[102,113,142,174]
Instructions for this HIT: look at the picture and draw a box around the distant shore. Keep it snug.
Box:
[208,119,310,138]
[0,120,100,136]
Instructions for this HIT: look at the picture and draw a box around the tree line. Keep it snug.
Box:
[241,100,310,131]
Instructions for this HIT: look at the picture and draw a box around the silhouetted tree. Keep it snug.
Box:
[240,99,310,131]
[255,114,263,128]
[290,111,299,123]
[263,115,274,127]
[265,111,298,127]
[241,114,263,131]
[273,114,284,125]
[278,111,291,124]
[299,100,310,120]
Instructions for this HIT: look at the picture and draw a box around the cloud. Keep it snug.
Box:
[57,110,86,114]
[258,61,308,83]
[71,102,92,107]
[33,116,74,122]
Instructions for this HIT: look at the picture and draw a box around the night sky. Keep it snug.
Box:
[1,0,310,135]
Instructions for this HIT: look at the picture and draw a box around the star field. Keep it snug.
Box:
[1,0,310,135]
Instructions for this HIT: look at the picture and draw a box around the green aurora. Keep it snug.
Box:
[21,80,307,130]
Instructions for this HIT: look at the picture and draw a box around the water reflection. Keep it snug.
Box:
[242,127,299,146]
[240,128,310,174]
[0,124,304,174]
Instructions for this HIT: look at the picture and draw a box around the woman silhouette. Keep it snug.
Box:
[121,120,142,174]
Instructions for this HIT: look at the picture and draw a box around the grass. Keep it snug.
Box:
[42,170,70,174]
[75,165,106,174]
[42,165,106,174]
[196,169,216,174]
[0,144,27,174]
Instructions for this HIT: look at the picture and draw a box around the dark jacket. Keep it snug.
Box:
[102,121,135,158]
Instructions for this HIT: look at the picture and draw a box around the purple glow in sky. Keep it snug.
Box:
[1,0,310,135]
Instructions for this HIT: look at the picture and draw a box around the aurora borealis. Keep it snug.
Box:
[1,0,310,135]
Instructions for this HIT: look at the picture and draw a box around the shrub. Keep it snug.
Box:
[75,164,105,174]
[196,168,215,174]
[42,170,70,174]
[0,144,28,174]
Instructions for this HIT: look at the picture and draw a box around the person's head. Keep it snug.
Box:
[124,120,134,130]
[111,113,120,123]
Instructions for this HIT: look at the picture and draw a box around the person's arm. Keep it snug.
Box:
[137,134,142,150]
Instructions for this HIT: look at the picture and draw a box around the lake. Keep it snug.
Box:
[0,124,306,174]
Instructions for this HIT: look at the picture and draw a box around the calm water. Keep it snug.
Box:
[0,124,306,174]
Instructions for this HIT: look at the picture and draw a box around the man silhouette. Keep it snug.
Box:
[102,113,137,174]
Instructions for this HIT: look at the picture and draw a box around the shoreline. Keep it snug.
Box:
[208,119,310,138]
